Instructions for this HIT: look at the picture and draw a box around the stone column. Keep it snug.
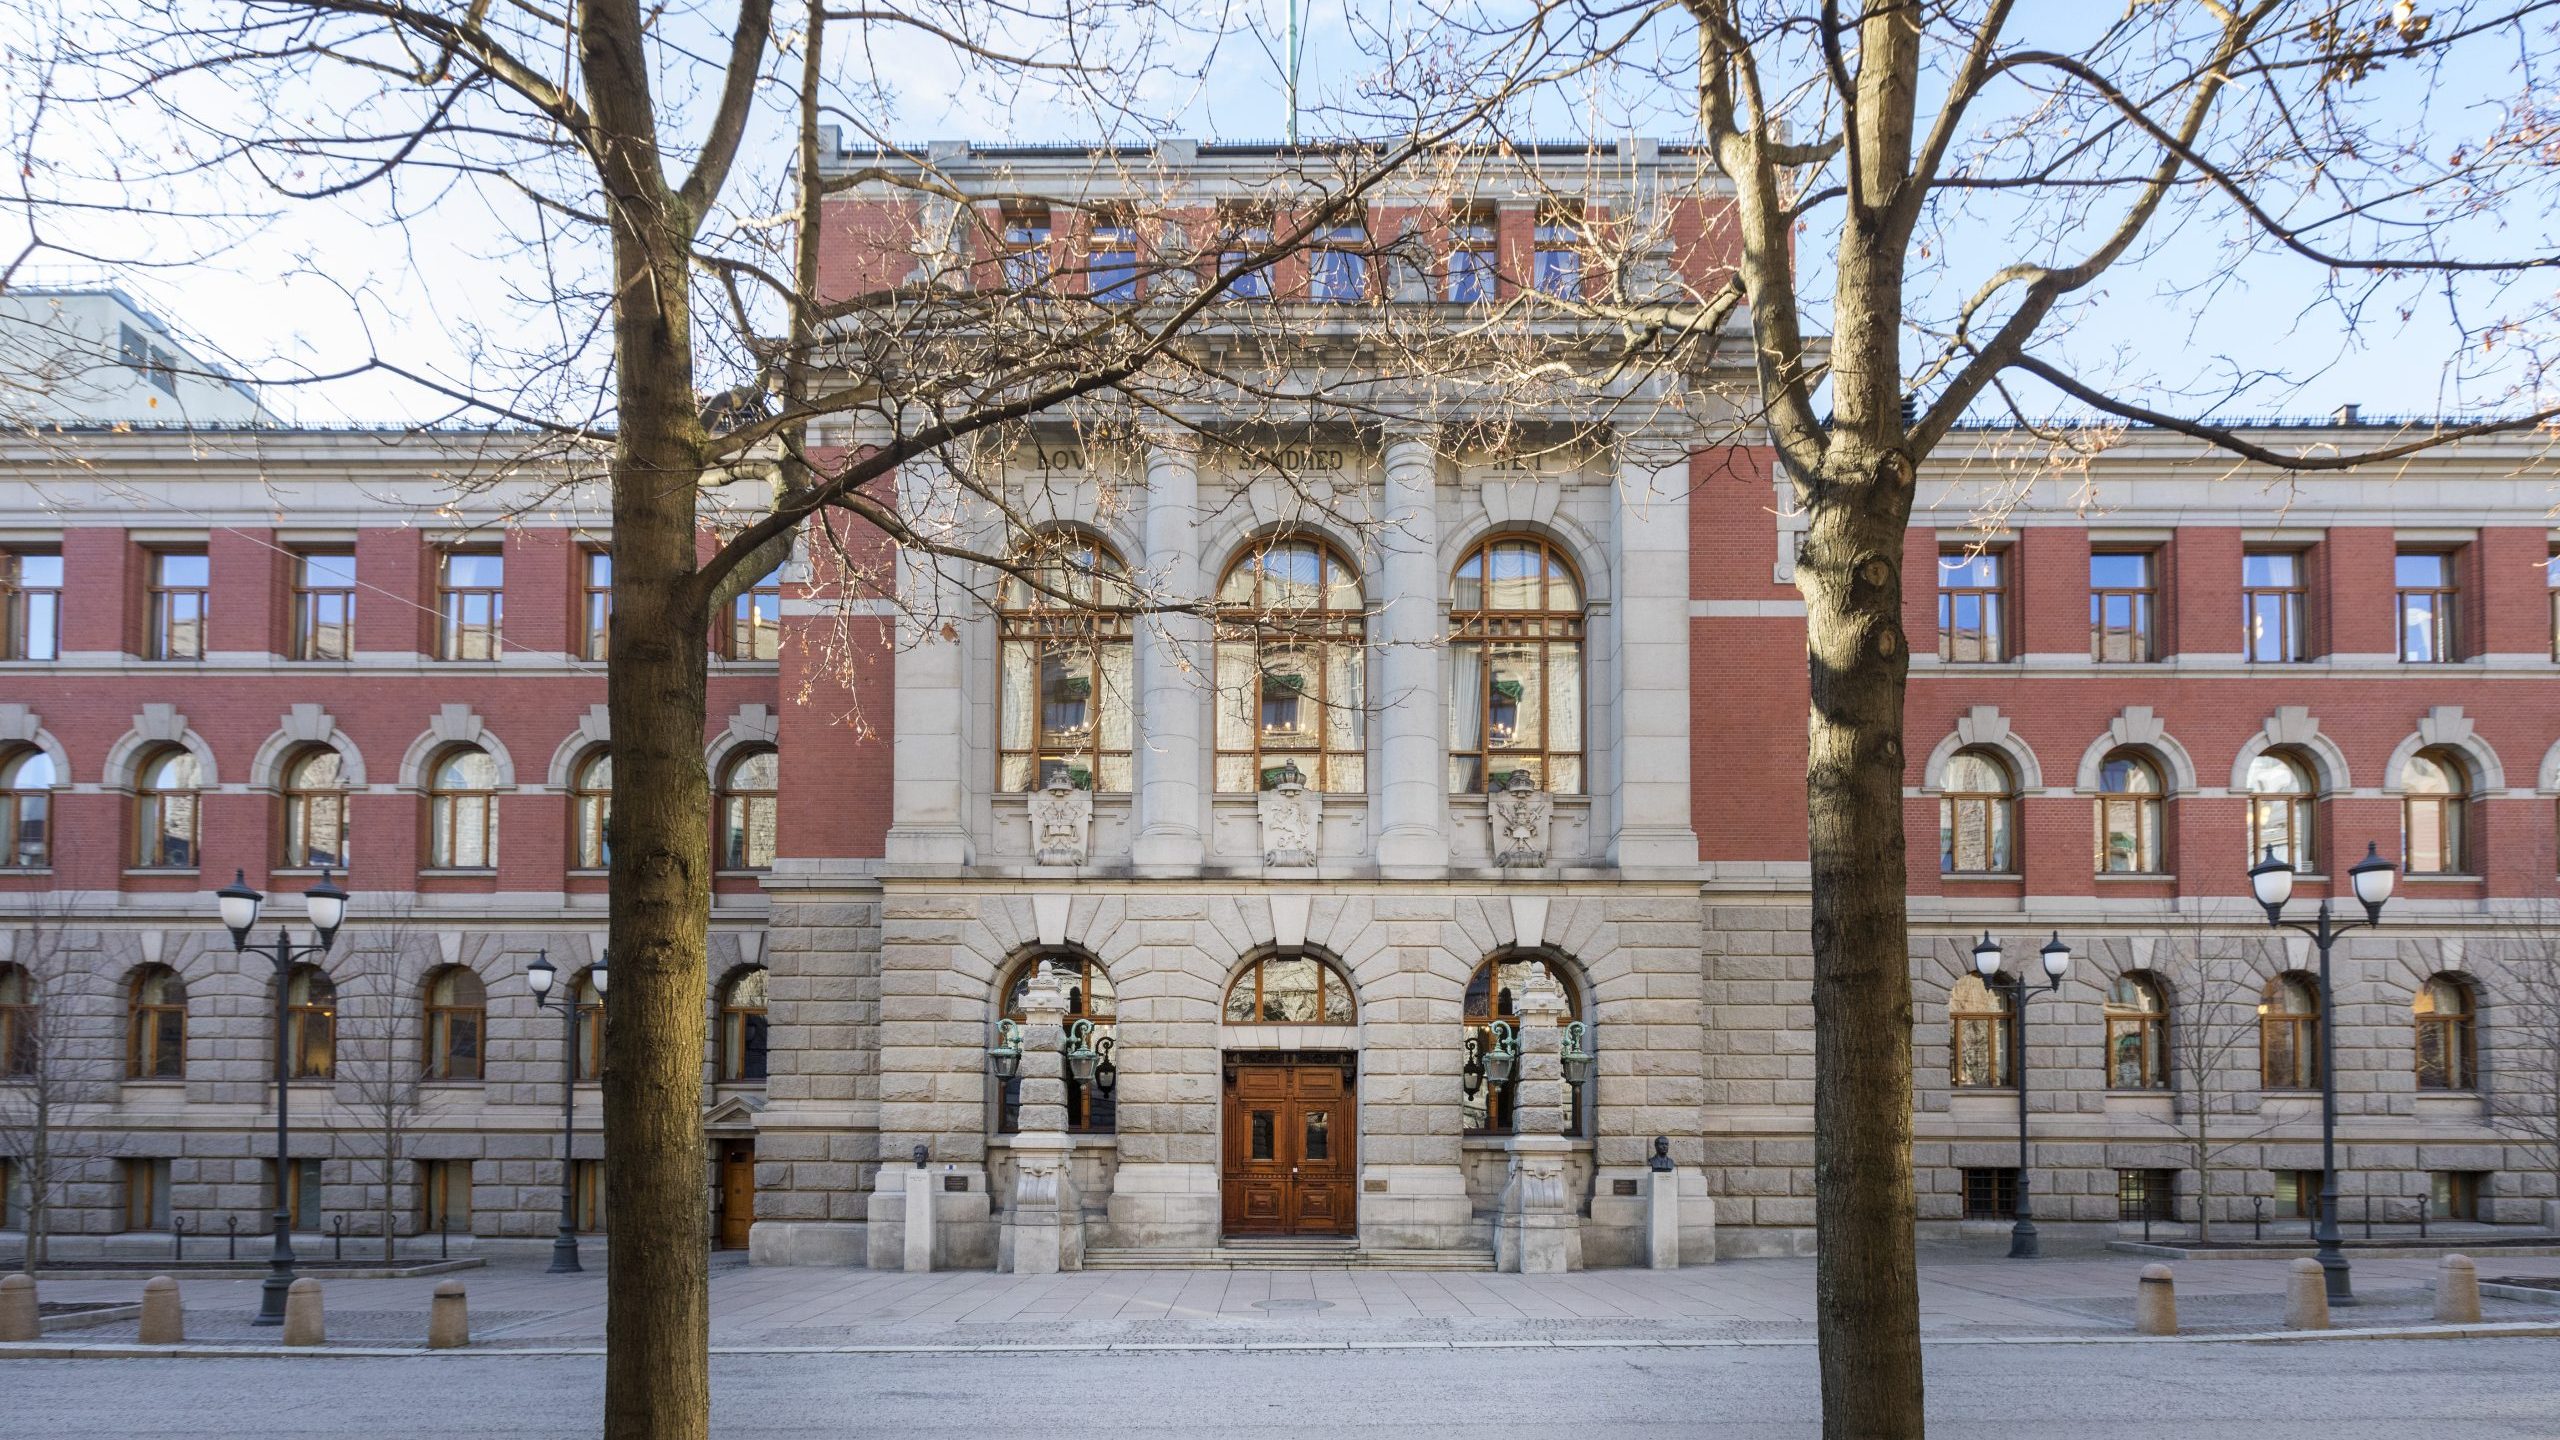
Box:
[1375,433,1446,873]
[1001,961,1082,1273]
[1607,443,1699,870]
[886,463,973,866]
[1132,438,1207,874]
[1497,966,1579,1273]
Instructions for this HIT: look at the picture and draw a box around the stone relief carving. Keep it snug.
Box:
[1490,769,1554,868]
[1027,781,1092,866]
[1255,761,1320,867]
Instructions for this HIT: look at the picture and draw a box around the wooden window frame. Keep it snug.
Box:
[2093,750,2165,874]
[2116,1168,2177,1222]
[573,1159,607,1232]
[1962,1166,2018,1220]
[1212,204,1276,301]
[1532,203,1584,299]
[1446,205,1497,302]
[2089,549,2157,663]
[2430,1170,2484,1222]
[123,1157,173,1232]
[127,967,187,1079]
[2395,548,2459,663]
[1949,974,2014,1089]
[999,205,1053,291]
[0,962,35,1078]
[581,547,613,661]
[2400,747,2471,875]
[1936,547,2008,662]
[1213,539,1367,796]
[146,548,209,661]
[2259,974,2321,1091]
[2414,974,2476,1091]
[1,548,62,661]
[1,746,52,869]
[132,746,201,870]
[280,745,348,870]
[717,747,778,870]
[289,548,356,661]
[574,970,605,1082]
[425,745,498,870]
[722,572,781,661]
[1223,955,1358,1025]
[717,966,768,1083]
[997,536,1133,792]
[270,1156,324,1230]
[2242,549,2307,663]
[570,749,611,870]
[1937,750,2016,875]
[2547,549,2558,662]
[423,967,488,1082]
[1448,534,1586,796]
[2104,974,2169,1090]
[1086,214,1139,303]
[2246,751,2317,872]
[1308,222,1370,303]
[435,545,504,661]
[283,964,335,1080]
[2275,1168,2326,1219]
[419,1158,472,1233]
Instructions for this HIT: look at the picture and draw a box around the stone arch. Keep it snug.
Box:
[2228,705,2353,793]
[544,705,613,790]
[1217,943,1361,1025]
[2538,735,2560,794]
[703,704,781,780]
[2379,706,2505,794]
[2071,707,2199,794]
[1205,518,1377,608]
[247,704,369,791]
[396,704,518,790]
[100,704,220,789]
[1437,510,1614,604]
[1922,705,2043,791]
[0,703,72,785]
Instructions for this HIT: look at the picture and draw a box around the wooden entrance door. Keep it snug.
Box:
[1221,1055,1356,1237]
[716,1140,756,1250]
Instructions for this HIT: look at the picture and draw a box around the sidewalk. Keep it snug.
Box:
[14,1246,2560,1353]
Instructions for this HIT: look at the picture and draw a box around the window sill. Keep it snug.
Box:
[713,869,773,879]
[1939,872,2021,883]
[420,1079,487,1090]
[122,868,200,878]
[2095,871,2174,882]
[2402,872,2482,884]
[567,867,608,877]
[0,867,52,876]
[419,868,499,877]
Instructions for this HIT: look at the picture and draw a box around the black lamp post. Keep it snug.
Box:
[2248,841,2397,1305]
[215,868,350,1327]
[526,949,606,1274]
[1973,929,2071,1259]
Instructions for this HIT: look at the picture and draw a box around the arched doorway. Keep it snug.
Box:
[1218,953,1358,1237]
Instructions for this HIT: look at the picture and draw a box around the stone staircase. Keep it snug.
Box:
[1082,1238,1497,1271]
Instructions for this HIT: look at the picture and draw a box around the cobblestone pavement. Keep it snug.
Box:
[12,1243,2560,1352]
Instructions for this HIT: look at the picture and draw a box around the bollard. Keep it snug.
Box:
[138,1275,184,1344]
[282,1278,325,1347]
[332,1214,347,1262]
[171,1216,187,1264]
[2135,1263,2177,1336]
[2284,1257,2329,1331]
[0,1273,37,1343]
[226,1213,240,1262]
[427,1281,470,1349]
[2434,1253,2481,1324]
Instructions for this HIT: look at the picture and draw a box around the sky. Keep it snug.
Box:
[6,1,2552,431]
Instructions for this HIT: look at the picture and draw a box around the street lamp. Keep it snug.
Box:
[1974,929,2071,1259]
[2247,841,2396,1305]
[213,868,350,1326]
[527,948,606,1274]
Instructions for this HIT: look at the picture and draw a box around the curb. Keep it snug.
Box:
[5,1320,2557,1360]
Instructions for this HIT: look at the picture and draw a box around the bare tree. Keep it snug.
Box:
[2132,908,2290,1244]
[0,879,116,1271]
[329,903,432,1264]
[2483,902,2560,1229]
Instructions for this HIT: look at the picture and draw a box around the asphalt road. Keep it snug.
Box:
[6,1339,2558,1438]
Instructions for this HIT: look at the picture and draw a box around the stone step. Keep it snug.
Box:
[1083,1244,1496,1271]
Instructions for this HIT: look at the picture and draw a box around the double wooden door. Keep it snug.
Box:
[1221,1055,1356,1237]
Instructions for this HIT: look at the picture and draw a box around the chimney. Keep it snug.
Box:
[2332,404,2361,425]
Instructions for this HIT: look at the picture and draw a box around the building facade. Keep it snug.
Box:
[3,142,2558,1266]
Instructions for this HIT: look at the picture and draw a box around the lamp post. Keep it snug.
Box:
[526,949,607,1274]
[1973,930,2071,1259]
[214,868,350,1327]
[2248,841,2397,1305]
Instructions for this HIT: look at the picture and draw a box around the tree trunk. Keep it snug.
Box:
[1798,440,1924,1439]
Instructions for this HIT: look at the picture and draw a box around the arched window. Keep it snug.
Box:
[283,963,335,1079]
[995,954,1115,1134]
[1214,538,1365,795]
[717,967,768,1083]
[281,746,348,870]
[570,750,612,870]
[574,969,605,1082]
[2414,973,2476,1091]
[1949,974,2012,1088]
[1223,954,1356,1024]
[1939,750,2016,875]
[0,962,34,1077]
[133,746,202,869]
[1461,954,1584,1134]
[426,746,499,869]
[718,748,778,870]
[1449,535,1585,794]
[2094,750,2164,873]
[2401,748,2470,875]
[126,965,187,1079]
[2,747,53,868]
[2105,973,2169,1090]
[997,534,1134,793]
[424,966,488,1081]
[2260,973,2320,1090]
[2247,751,2316,870]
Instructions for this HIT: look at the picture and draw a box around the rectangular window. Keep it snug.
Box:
[1961,1167,2018,1220]
[123,1157,173,1231]
[0,1157,11,1230]
[290,549,356,661]
[725,571,781,661]
[1937,549,2007,662]
[437,547,504,660]
[1087,219,1138,303]
[2274,1168,2326,1219]
[1,550,62,660]
[2116,1168,2178,1222]
[1000,207,1052,291]
[147,549,209,660]
[1309,224,1368,302]
[2431,1170,2485,1222]
[2546,550,2557,661]
[1215,206,1273,301]
[269,1157,324,1231]
[2242,550,2306,662]
[121,324,177,395]
[419,1159,472,1233]
[582,548,613,661]
[2395,549,2458,662]
[2089,550,2155,662]
[574,1159,607,1232]
[1533,204,1583,299]
[1447,207,1496,303]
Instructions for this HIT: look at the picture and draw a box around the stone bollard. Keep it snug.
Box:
[2135,1263,2177,1336]
[0,1273,36,1342]
[428,1281,469,1349]
[2434,1253,2482,1324]
[282,1278,325,1346]
[138,1276,184,1344]
[2284,1257,2329,1331]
